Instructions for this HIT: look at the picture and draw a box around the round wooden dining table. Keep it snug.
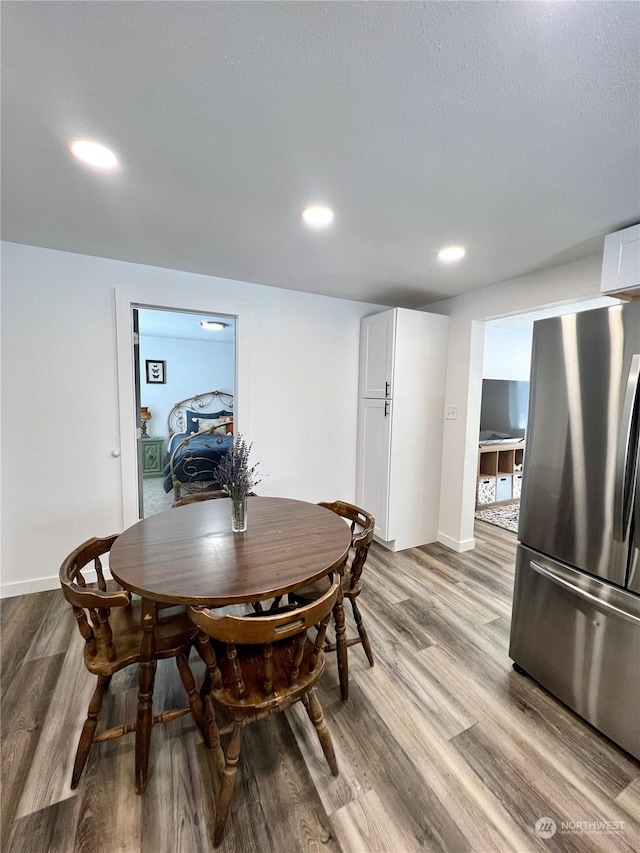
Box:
[109,496,351,793]
[110,495,351,605]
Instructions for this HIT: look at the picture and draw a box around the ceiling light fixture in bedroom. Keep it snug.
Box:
[69,139,119,169]
[437,245,466,262]
[302,205,334,228]
[200,321,228,331]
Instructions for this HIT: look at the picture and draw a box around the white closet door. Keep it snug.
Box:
[356,397,392,540]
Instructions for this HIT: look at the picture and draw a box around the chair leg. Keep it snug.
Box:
[71,674,111,788]
[303,689,338,777]
[200,668,212,702]
[175,650,210,746]
[333,591,349,702]
[205,696,226,775]
[213,722,243,848]
[350,598,374,667]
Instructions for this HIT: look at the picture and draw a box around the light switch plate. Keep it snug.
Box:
[445,405,457,420]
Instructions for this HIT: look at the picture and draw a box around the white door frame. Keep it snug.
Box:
[114,287,251,529]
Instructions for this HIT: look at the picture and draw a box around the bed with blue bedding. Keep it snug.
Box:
[162,391,234,501]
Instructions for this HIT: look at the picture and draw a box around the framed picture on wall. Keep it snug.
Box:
[145,359,166,384]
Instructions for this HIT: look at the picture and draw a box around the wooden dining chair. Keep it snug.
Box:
[188,576,340,847]
[59,535,206,789]
[173,489,259,508]
[172,489,229,507]
[289,501,375,701]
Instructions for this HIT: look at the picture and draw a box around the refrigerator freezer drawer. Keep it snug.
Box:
[510,544,640,761]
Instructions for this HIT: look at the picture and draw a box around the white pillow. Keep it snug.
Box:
[195,417,231,435]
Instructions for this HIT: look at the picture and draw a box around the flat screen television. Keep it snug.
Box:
[479,379,529,442]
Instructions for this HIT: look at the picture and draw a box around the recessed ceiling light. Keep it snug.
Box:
[302,205,334,228]
[200,321,228,331]
[69,139,119,169]
[437,245,466,262]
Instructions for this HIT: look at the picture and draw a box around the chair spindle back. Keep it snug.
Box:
[318,501,375,588]
[59,535,130,662]
[188,576,339,699]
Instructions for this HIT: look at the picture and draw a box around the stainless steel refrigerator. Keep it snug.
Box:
[509,302,640,761]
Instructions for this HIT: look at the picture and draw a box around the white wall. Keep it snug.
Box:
[0,241,385,596]
[483,327,532,381]
[138,335,234,438]
[425,253,606,552]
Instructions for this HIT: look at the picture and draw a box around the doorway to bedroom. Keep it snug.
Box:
[135,307,236,518]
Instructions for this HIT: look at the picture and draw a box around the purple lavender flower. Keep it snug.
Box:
[213,434,261,500]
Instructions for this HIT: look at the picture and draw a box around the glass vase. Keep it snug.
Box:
[231,495,247,533]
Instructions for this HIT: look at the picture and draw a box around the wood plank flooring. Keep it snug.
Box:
[2,522,639,852]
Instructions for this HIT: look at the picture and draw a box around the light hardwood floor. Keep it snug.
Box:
[2,523,639,852]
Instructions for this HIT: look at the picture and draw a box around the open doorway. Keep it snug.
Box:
[135,307,236,518]
[474,319,531,533]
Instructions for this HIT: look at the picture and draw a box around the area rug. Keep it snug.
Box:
[142,477,174,517]
[474,502,520,533]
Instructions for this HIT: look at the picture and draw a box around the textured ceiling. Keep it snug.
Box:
[2,1,639,307]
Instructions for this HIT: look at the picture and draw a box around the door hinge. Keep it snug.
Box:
[133,331,139,345]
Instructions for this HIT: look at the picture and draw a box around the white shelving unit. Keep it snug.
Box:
[476,442,525,508]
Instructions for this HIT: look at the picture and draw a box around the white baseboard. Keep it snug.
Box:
[436,532,476,553]
[372,534,396,551]
[0,567,113,599]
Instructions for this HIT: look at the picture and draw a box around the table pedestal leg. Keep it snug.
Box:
[333,586,349,702]
[135,599,157,794]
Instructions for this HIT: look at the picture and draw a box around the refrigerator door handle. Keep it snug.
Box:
[529,560,640,626]
[613,353,640,542]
